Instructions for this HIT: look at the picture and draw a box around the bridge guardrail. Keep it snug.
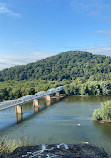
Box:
[0,86,65,111]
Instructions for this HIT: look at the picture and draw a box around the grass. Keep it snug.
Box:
[0,136,27,154]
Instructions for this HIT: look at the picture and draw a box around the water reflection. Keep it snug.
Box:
[0,97,59,128]
[34,106,39,114]
[0,96,111,154]
[46,101,51,107]
[16,113,23,123]
[64,95,111,103]
[93,121,111,140]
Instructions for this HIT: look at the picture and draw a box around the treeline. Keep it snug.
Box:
[64,80,111,96]
[0,80,69,101]
[0,51,111,82]
[1,79,111,101]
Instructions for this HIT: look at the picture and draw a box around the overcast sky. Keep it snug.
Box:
[0,0,111,70]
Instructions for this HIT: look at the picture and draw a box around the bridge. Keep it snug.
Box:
[0,86,64,122]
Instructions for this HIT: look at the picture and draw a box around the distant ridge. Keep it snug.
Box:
[0,51,111,81]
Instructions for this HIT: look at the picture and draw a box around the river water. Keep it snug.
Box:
[0,96,111,154]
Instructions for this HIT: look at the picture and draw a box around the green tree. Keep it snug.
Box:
[92,101,111,121]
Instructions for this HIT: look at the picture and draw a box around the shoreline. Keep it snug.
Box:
[1,94,111,102]
[92,119,111,123]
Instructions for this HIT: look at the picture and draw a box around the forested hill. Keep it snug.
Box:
[0,51,111,82]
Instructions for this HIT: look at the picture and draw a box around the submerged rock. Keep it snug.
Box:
[0,144,111,158]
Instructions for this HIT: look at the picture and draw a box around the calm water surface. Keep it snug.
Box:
[0,96,111,154]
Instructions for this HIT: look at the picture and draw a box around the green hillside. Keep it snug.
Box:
[0,51,111,82]
[0,51,111,101]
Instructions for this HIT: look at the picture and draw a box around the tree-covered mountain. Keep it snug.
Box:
[0,51,111,82]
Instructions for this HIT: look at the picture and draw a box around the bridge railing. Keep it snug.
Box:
[0,86,65,110]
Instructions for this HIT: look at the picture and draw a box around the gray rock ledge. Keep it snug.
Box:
[0,144,111,158]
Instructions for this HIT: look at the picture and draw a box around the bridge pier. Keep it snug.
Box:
[16,114,23,123]
[15,105,23,123]
[55,92,60,101]
[34,106,39,114]
[45,95,51,102]
[45,95,51,106]
[56,92,60,97]
[33,99,39,114]
[16,105,23,114]
[33,99,39,107]
[0,86,65,124]
[46,100,51,106]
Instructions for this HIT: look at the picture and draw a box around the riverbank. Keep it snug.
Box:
[1,144,111,158]
[93,119,111,123]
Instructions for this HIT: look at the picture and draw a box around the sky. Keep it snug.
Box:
[0,0,111,70]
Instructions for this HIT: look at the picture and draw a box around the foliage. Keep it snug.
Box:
[64,80,111,96]
[92,109,102,120]
[101,101,111,120]
[0,80,69,101]
[0,51,111,82]
[1,79,111,101]
[0,51,111,101]
[0,137,27,154]
[92,101,111,121]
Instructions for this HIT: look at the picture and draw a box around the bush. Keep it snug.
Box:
[101,101,111,120]
[92,109,102,120]
[92,101,111,121]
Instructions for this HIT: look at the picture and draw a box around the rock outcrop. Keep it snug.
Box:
[1,144,111,158]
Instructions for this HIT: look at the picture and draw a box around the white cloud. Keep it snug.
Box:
[95,30,105,33]
[85,46,111,56]
[0,3,21,17]
[0,52,56,70]
[94,30,111,38]
[0,48,111,70]
[70,0,108,16]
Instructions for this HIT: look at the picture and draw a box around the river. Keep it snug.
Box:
[0,96,111,154]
